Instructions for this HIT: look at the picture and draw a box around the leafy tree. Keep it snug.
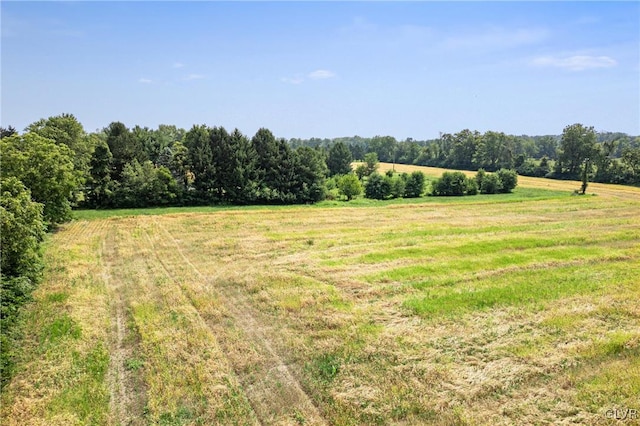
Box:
[115,161,178,207]
[369,135,397,162]
[337,173,362,201]
[622,147,640,183]
[327,141,353,176]
[105,122,147,180]
[496,169,518,193]
[291,146,327,203]
[404,171,426,198]
[27,113,93,179]
[390,175,405,199]
[1,177,46,387]
[557,124,597,176]
[449,129,480,170]
[431,171,469,196]
[252,128,297,202]
[86,140,115,208]
[0,126,17,139]
[184,125,214,199]
[480,173,501,194]
[363,152,379,176]
[364,172,391,200]
[1,133,79,224]
[0,177,45,282]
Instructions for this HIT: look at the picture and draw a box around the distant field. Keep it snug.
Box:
[2,166,639,425]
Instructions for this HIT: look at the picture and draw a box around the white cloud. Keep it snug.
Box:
[441,27,549,51]
[281,76,304,85]
[308,69,336,80]
[532,55,617,71]
[173,62,185,68]
[138,78,152,84]
[184,73,204,80]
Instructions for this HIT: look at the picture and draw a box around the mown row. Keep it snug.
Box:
[2,174,639,425]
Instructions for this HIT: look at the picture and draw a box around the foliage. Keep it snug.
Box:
[480,173,501,194]
[114,161,179,208]
[404,171,426,198]
[1,177,46,387]
[327,141,353,176]
[1,133,80,224]
[364,172,392,200]
[557,123,597,177]
[363,152,379,176]
[431,172,470,196]
[337,174,362,201]
[496,169,518,193]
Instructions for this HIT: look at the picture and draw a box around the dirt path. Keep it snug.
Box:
[150,217,327,426]
[101,225,147,426]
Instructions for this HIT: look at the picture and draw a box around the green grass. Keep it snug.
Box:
[5,173,640,425]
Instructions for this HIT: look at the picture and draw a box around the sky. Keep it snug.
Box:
[1,1,639,140]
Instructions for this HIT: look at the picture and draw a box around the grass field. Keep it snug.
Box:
[2,164,639,425]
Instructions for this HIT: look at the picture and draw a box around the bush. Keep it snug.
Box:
[337,174,362,201]
[404,171,426,198]
[364,173,392,200]
[480,173,501,194]
[390,175,405,199]
[431,171,468,196]
[496,168,518,193]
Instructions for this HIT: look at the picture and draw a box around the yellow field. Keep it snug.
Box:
[2,166,639,425]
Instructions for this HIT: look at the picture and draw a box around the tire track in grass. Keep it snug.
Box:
[101,224,148,426]
[149,216,328,426]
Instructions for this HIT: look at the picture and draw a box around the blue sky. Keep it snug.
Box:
[2,1,638,139]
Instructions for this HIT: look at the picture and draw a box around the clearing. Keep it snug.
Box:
[2,166,639,425]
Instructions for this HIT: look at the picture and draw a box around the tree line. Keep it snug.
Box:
[292,126,640,185]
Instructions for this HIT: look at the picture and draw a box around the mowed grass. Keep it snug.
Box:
[2,166,640,425]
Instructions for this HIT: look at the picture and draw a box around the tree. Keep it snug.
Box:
[496,169,518,193]
[337,174,362,201]
[115,161,178,207]
[1,133,79,224]
[431,171,469,196]
[557,124,596,176]
[105,122,147,180]
[369,136,398,162]
[26,114,93,179]
[0,126,17,139]
[327,141,353,176]
[291,147,327,203]
[364,173,391,200]
[479,173,501,194]
[86,140,115,208]
[404,171,426,198]
[0,177,45,282]
[252,128,297,202]
[184,125,214,200]
[363,152,379,176]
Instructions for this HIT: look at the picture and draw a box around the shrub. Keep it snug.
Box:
[480,173,501,194]
[337,174,362,201]
[431,171,468,196]
[364,172,392,200]
[404,171,426,198]
[496,168,518,193]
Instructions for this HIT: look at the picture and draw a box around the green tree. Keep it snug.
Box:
[291,147,327,203]
[404,171,426,198]
[364,172,392,200]
[557,124,597,176]
[26,113,93,178]
[86,140,115,208]
[480,173,501,194]
[1,133,79,224]
[431,171,468,196]
[337,173,362,201]
[105,122,147,180]
[327,142,353,176]
[363,152,379,176]
[496,169,518,193]
[184,125,214,200]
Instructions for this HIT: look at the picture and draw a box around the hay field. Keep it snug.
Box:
[2,167,639,425]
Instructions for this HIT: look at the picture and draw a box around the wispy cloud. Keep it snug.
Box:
[308,69,336,80]
[138,78,152,84]
[184,73,205,80]
[532,55,617,71]
[441,27,549,51]
[173,62,185,68]
[281,76,305,85]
